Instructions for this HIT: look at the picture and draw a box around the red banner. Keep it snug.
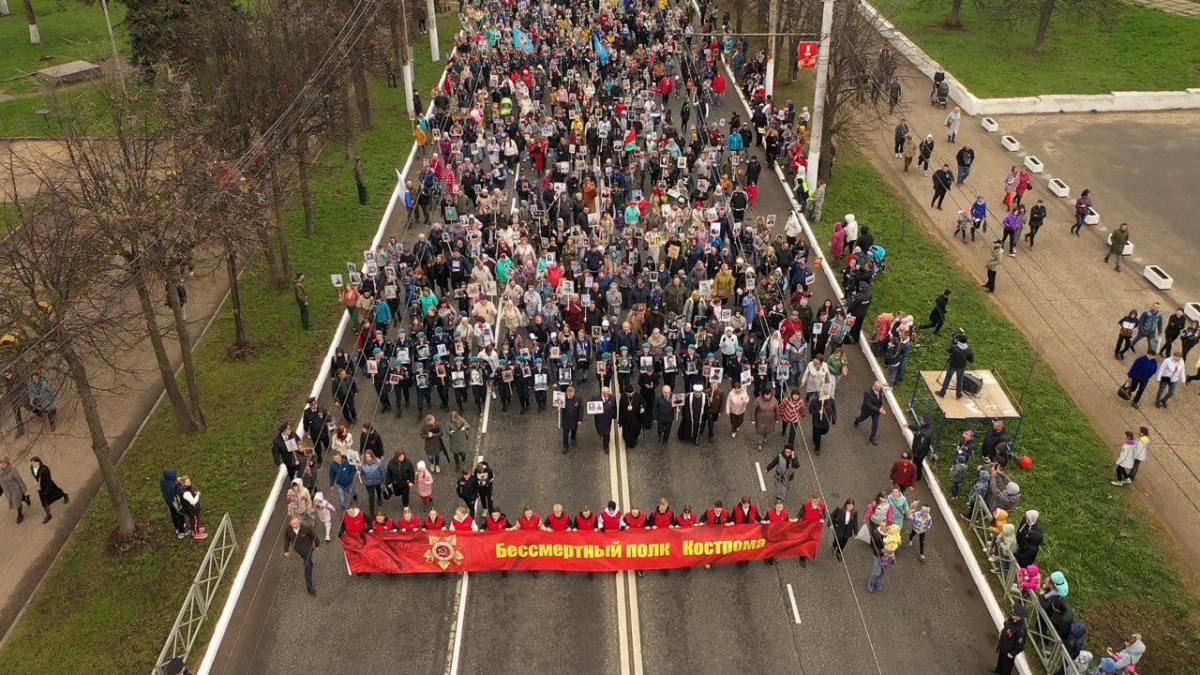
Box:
[342,521,823,573]
[797,41,819,69]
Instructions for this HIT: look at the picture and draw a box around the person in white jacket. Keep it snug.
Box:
[1153,351,1185,408]
[785,211,804,247]
[802,353,832,398]
[843,214,860,255]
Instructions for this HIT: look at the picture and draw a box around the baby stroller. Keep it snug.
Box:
[930,79,949,108]
[867,244,888,277]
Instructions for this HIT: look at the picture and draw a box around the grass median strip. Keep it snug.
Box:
[0,16,459,674]
[813,151,1199,671]
[870,0,1200,97]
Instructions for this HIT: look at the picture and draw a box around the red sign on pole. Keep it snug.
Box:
[797,41,819,69]
[342,521,824,574]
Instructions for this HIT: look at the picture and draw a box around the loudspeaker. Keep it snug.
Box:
[962,373,984,395]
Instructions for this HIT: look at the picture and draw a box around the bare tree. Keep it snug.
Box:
[0,198,139,536]
[976,0,1119,52]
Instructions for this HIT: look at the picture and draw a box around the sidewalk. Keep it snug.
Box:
[0,262,230,641]
[857,57,1200,581]
[1129,0,1200,19]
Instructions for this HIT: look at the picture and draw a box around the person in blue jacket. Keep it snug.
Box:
[1125,351,1158,408]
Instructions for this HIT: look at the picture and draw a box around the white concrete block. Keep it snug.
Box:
[1000,135,1020,151]
[1084,207,1100,226]
[1023,156,1043,173]
[1184,302,1200,323]
[1048,178,1070,198]
[981,117,999,132]
[1143,265,1174,291]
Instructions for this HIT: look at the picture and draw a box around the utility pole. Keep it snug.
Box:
[805,0,834,190]
[100,0,125,93]
[401,0,416,116]
[427,0,440,62]
[765,0,779,97]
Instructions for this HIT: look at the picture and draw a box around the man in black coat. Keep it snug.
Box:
[852,381,886,445]
[560,385,584,454]
[272,423,302,478]
[283,516,320,595]
[981,420,1011,465]
[845,282,873,344]
[593,386,618,454]
[302,397,331,465]
[918,289,951,335]
[653,385,675,445]
[359,422,384,458]
[936,332,975,399]
[995,604,1027,675]
[930,163,954,210]
[385,451,415,508]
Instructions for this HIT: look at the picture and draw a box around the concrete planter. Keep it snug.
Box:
[1143,265,1173,291]
[1000,135,1020,151]
[1084,207,1100,226]
[981,117,999,132]
[1048,178,1070,198]
[1185,302,1200,323]
[1107,232,1133,256]
[1023,155,1044,173]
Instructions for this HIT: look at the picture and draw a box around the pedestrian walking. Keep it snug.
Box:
[385,450,414,508]
[778,389,805,445]
[1159,307,1187,357]
[161,468,189,538]
[422,415,447,473]
[1071,189,1092,236]
[1001,167,1018,209]
[1104,222,1129,271]
[1025,199,1046,249]
[2,368,28,439]
[561,386,583,454]
[908,504,932,561]
[1123,351,1157,408]
[902,134,916,173]
[1114,309,1139,359]
[809,395,834,455]
[24,370,56,431]
[828,498,858,561]
[1129,302,1163,354]
[752,389,779,450]
[593,387,618,453]
[917,289,952,335]
[893,119,909,156]
[1153,350,1185,408]
[945,107,961,142]
[930,164,953,210]
[283,515,320,595]
[354,158,368,205]
[852,381,886,445]
[0,457,30,524]
[955,145,975,185]
[415,460,434,511]
[293,272,311,330]
[654,385,675,445]
[917,134,935,175]
[179,475,207,539]
[983,240,1003,293]
[890,454,917,493]
[725,380,750,438]
[765,445,800,500]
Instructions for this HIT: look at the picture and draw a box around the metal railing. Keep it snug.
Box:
[965,497,1081,675]
[153,513,238,675]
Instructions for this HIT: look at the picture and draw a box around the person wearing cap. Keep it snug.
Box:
[301,398,332,466]
[994,604,1028,675]
[677,383,707,444]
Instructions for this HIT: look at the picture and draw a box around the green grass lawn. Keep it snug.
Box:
[871,0,1200,97]
[0,14,459,675]
[0,1,127,96]
[0,84,113,136]
[814,151,1199,671]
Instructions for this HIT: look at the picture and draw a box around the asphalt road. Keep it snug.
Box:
[209,35,999,675]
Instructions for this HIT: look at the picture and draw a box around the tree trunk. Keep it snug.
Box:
[1033,0,1056,52]
[788,34,800,82]
[165,279,206,431]
[734,3,744,34]
[134,277,198,433]
[226,248,250,348]
[270,162,293,284]
[259,222,282,286]
[62,346,136,536]
[294,133,315,234]
[390,5,403,65]
[351,55,373,130]
[22,0,39,44]
[945,0,964,29]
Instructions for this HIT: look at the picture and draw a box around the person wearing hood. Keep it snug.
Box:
[995,604,1028,675]
[1015,510,1043,567]
[918,134,935,176]
[286,478,314,524]
[160,468,188,537]
[992,522,1017,575]
[991,476,1022,514]
[936,331,975,399]
[312,491,336,541]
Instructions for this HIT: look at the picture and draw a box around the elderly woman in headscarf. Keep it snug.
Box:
[1014,509,1043,567]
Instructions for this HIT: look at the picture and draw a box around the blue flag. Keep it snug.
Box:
[513,27,535,54]
[593,33,610,67]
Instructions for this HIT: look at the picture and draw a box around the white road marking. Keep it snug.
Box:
[786,584,802,625]
[448,572,470,675]
[755,461,767,492]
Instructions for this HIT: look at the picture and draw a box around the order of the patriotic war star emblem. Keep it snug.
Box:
[425,534,465,569]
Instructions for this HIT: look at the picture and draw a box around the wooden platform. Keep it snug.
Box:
[919,370,1020,420]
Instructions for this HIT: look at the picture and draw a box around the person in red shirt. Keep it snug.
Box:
[890,452,918,492]
[732,496,762,524]
[702,500,731,526]
[483,508,510,531]
[424,507,447,531]
[575,505,599,531]
[543,503,573,531]
[676,504,698,528]
[649,498,676,529]
[449,505,475,531]
[781,311,805,345]
[517,505,541,531]
[370,510,395,533]
[623,507,649,577]
[796,493,829,567]
[395,506,422,532]
[339,505,368,540]
[599,500,624,531]
[766,499,792,524]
